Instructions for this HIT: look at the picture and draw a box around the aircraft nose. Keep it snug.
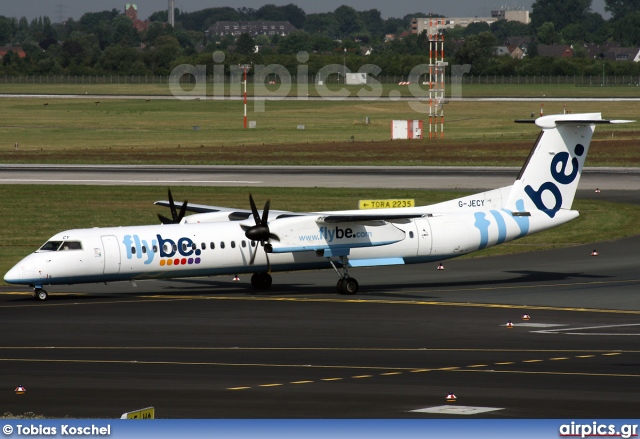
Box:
[4,264,22,284]
[3,259,36,284]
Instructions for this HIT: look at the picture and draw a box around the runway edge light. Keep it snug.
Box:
[591,249,599,256]
[437,263,445,270]
[15,385,26,395]
[522,314,531,320]
[446,392,457,402]
[506,321,513,328]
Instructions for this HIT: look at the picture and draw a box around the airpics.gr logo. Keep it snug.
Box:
[123,234,202,266]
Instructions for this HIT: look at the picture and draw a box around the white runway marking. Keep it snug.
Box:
[533,323,640,336]
[411,405,504,415]
[513,323,568,328]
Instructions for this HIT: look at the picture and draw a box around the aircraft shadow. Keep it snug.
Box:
[2,270,612,303]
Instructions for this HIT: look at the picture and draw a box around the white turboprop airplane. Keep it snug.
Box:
[4,113,633,300]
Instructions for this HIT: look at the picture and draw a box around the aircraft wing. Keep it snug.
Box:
[317,214,424,223]
[154,200,299,220]
[154,200,223,214]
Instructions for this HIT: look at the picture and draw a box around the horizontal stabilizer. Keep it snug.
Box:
[515,114,634,129]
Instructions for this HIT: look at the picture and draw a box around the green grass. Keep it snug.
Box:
[3,185,640,286]
[1,98,638,166]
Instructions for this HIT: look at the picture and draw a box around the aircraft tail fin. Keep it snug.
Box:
[505,113,633,217]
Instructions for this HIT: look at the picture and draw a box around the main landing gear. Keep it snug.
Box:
[329,255,359,295]
[34,287,48,301]
[247,255,360,295]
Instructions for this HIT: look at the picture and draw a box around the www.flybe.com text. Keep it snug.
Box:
[299,227,372,243]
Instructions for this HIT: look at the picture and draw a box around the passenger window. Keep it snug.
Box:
[231,241,236,249]
[210,242,215,250]
[241,241,246,248]
[192,243,196,250]
[182,243,187,252]
[142,246,147,253]
[172,244,177,252]
[220,242,225,249]
[409,231,414,238]
[153,245,158,253]
[201,243,206,250]
[131,246,136,255]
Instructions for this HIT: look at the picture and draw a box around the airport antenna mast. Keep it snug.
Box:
[428,18,447,139]
[55,1,67,23]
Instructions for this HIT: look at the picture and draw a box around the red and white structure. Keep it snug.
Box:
[391,120,423,139]
[428,18,447,139]
[239,64,252,129]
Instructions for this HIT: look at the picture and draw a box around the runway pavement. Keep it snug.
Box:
[1,235,639,418]
[3,164,640,190]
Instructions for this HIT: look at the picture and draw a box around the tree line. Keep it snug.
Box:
[1,1,640,78]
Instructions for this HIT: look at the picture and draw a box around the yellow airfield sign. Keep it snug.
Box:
[359,199,415,209]
[120,406,155,419]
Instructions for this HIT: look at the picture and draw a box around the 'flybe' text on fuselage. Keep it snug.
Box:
[122,234,202,266]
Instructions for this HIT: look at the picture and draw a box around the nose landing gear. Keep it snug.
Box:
[34,288,48,301]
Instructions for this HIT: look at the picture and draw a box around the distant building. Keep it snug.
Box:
[491,9,530,25]
[0,45,26,58]
[124,3,149,32]
[538,44,573,58]
[125,3,138,20]
[582,43,640,62]
[411,9,529,34]
[208,21,297,37]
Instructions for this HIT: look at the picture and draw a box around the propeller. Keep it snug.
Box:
[157,188,188,224]
[241,194,279,269]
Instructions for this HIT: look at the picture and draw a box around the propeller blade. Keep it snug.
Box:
[157,214,173,224]
[168,189,178,222]
[261,199,271,225]
[158,188,189,224]
[249,194,261,225]
[269,233,280,242]
[178,200,189,222]
[249,245,257,265]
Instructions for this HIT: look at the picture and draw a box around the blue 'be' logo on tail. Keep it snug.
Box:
[524,144,584,218]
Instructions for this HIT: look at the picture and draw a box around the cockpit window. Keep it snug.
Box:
[39,241,63,251]
[39,241,83,252]
[61,241,82,250]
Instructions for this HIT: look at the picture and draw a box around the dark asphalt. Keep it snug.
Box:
[1,233,639,419]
